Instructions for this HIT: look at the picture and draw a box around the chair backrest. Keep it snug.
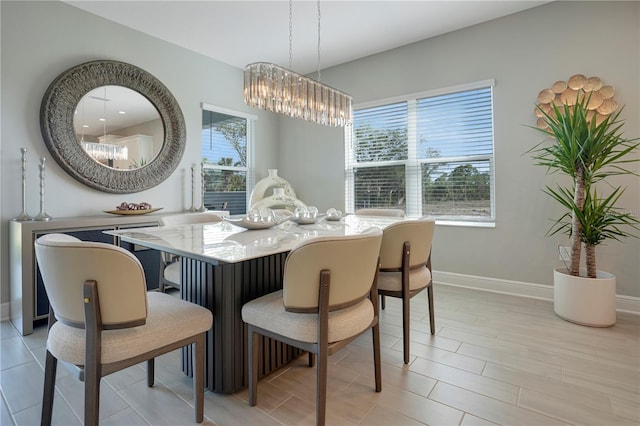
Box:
[355,208,405,217]
[159,212,225,226]
[34,234,148,328]
[379,218,435,270]
[283,228,383,312]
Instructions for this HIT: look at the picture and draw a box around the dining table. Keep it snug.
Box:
[105,214,407,394]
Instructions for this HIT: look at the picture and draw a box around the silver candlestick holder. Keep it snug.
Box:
[189,164,197,212]
[197,162,207,212]
[12,147,34,221]
[34,157,52,221]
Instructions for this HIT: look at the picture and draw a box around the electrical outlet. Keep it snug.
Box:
[559,246,571,262]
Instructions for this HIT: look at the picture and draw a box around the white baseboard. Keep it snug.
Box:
[433,271,640,315]
[0,302,10,322]
[616,295,640,315]
[1,273,635,323]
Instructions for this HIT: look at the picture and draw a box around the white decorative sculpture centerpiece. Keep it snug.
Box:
[251,187,307,212]
[249,169,305,212]
[249,170,297,205]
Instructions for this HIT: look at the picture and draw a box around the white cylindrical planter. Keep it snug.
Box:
[553,267,616,327]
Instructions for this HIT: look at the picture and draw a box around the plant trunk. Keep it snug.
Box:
[585,243,597,278]
[570,168,585,276]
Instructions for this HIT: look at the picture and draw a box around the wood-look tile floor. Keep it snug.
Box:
[1,285,638,425]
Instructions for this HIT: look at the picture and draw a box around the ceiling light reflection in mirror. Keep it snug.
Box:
[74,85,164,170]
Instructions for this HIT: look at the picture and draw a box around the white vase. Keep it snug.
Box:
[553,267,616,327]
[249,169,297,209]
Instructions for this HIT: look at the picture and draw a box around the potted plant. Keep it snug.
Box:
[529,93,639,327]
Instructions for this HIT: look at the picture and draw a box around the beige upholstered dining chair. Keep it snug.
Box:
[355,207,406,313]
[159,212,224,292]
[355,208,405,217]
[377,217,436,364]
[242,228,383,426]
[35,234,212,426]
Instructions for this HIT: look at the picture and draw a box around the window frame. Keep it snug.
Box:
[345,80,496,227]
[201,103,257,212]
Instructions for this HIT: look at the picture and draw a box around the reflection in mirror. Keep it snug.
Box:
[74,86,164,169]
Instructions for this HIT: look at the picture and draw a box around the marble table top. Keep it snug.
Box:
[106,214,409,264]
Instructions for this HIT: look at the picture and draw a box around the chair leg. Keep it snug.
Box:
[427,285,435,335]
[308,352,316,367]
[41,350,58,426]
[82,280,102,426]
[402,292,410,364]
[84,362,101,426]
[194,334,205,423]
[247,326,259,407]
[372,323,382,392]
[316,345,328,426]
[147,358,155,387]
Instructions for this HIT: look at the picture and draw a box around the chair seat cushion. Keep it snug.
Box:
[164,261,180,285]
[47,292,212,366]
[242,290,374,344]
[378,266,431,292]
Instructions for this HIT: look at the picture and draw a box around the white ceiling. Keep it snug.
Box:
[65,0,550,75]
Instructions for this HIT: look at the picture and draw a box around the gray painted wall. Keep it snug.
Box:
[0,1,280,305]
[277,1,640,297]
[1,1,638,310]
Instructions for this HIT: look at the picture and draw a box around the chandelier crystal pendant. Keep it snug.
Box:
[243,1,353,127]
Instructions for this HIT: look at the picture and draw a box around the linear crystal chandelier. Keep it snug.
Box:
[243,1,352,127]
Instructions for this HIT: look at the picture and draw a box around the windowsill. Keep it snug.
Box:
[435,220,495,228]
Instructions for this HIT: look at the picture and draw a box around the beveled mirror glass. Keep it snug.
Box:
[40,60,185,193]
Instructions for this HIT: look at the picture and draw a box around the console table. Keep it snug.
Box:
[8,211,226,336]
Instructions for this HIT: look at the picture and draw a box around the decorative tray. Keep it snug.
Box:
[104,208,163,216]
[223,216,284,230]
[290,214,326,225]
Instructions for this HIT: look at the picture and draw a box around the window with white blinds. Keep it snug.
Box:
[345,81,495,223]
[201,104,256,214]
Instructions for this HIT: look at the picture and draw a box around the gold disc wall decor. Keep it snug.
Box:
[583,90,604,110]
[560,88,579,106]
[599,85,615,99]
[597,98,618,115]
[567,74,587,90]
[537,89,555,104]
[583,77,603,92]
[534,74,617,129]
[551,80,567,93]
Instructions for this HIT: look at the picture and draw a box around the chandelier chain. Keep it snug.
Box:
[317,0,321,81]
[289,0,293,70]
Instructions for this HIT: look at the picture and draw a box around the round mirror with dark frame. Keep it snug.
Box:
[40,60,186,193]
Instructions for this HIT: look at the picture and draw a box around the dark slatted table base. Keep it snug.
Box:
[180,253,303,394]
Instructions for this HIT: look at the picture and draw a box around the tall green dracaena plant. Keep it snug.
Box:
[529,95,639,278]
